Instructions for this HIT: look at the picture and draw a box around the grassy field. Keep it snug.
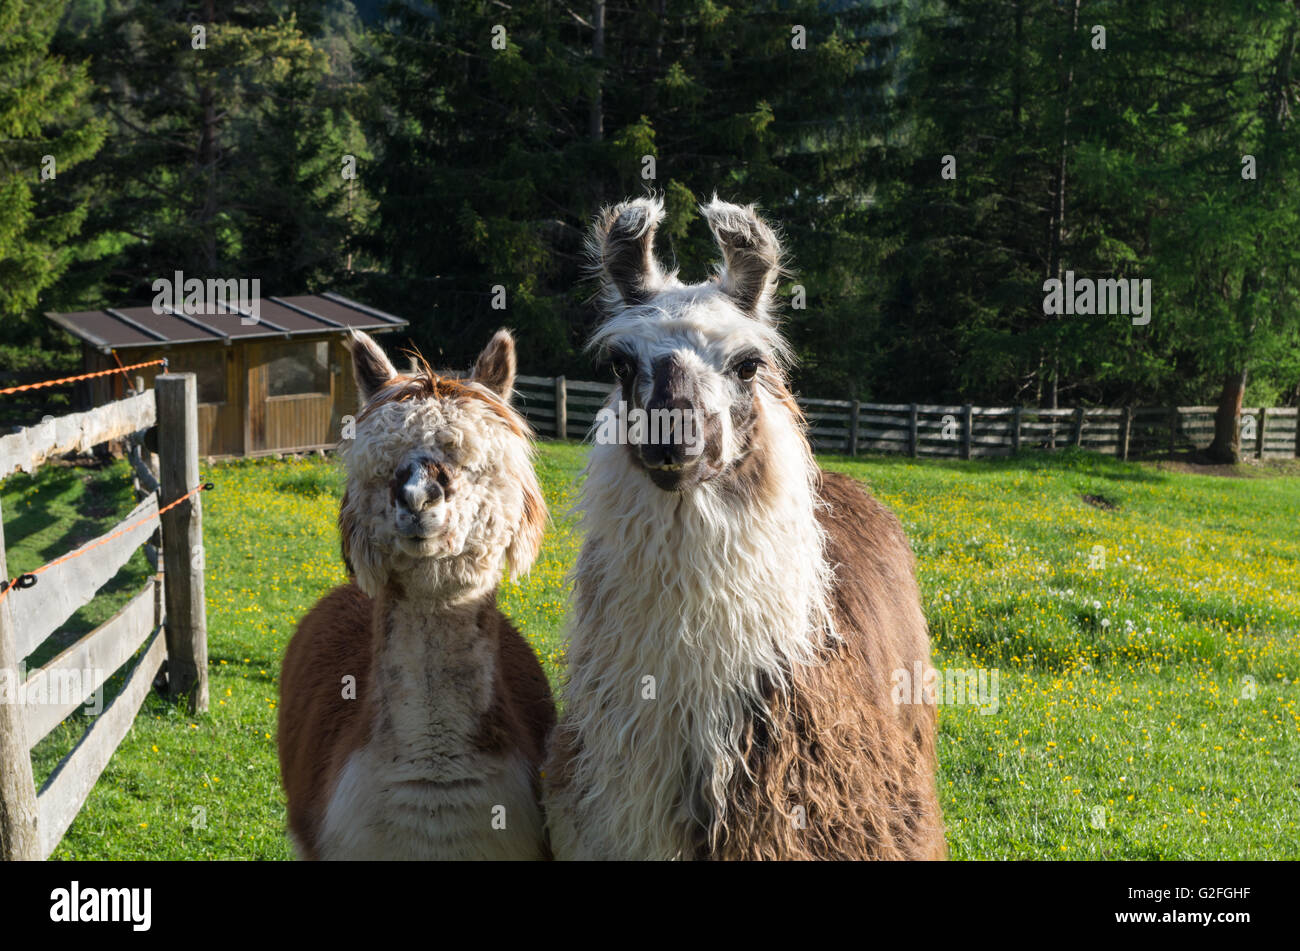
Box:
[2,443,1297,859]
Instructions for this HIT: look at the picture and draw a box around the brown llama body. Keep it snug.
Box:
[709,471,945,860]
[278,329,554,860]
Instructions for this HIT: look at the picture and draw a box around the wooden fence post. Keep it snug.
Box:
[554,375,567,441]
[1012,406,1023,454]
[909,404,919,458]
[0,500,41,860]
[1257,407,1268,459]
[1168,406,1179,457]
[1073,406,1085,447]
[1119,406,1132,461]
[156,374,209,714]
[848,400,860,456]
[961,404,973,460]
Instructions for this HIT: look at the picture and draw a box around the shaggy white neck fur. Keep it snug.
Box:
[560,394,834,858]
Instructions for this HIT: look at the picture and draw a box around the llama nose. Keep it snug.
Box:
[642,356,696,469]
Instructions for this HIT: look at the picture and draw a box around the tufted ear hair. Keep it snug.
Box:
[589,195,666,308]
[506,475,547,580]
[471,328,517,398]
[700,195,784,319]
[346,330,398,403]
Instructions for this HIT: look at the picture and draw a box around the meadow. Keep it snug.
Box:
[3,443,1297,860]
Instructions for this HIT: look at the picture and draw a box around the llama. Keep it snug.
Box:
[543,196,946,860]
[277,329,554,860]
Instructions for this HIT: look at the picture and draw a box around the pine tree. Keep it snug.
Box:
[0,0,105,339]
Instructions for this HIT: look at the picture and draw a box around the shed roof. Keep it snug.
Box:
[46,292,408,352]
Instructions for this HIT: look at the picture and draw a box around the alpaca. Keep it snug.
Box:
[543,196,946,860]
[277,329,554,860]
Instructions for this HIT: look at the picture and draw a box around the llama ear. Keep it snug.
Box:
[589,195,666,307]
[472,329,516,398]
[506,478,547,580]
[346,330,398,403]
[700,195,783,318]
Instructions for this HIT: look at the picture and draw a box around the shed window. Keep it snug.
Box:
[169,348,227,404]
[267,341,331,397]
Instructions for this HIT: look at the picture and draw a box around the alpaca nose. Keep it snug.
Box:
[398,477,442,512]
[393,464,446,513]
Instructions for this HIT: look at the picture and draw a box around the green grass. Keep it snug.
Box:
[2,444,1297,859]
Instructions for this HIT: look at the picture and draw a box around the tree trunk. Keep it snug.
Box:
[1042,0,1080,444]
[589,1,605,142]
[1207,369,1247,463]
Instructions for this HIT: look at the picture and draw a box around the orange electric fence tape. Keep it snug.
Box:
[0,482,213,606]
[0,358,168,396]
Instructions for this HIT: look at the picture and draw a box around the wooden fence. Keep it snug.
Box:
[510,375,1300,460]
[0,373,209,860]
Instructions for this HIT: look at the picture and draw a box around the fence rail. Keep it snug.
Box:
[511,374,1300,460]
[0,374,207,860]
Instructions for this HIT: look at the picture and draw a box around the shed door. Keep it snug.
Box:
[246,339,338,453]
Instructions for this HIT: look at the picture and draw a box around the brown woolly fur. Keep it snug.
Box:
[279,585,556,859]
[278,329,554,860]
[712,471,945,860]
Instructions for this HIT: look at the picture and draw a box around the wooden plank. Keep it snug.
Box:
[0,498,41,859]
[857,412,908,426]
[0,392,155,480]
[520,407,557,420]
[23,579,158,749]
[564,380,615,395]
[1020,409,1078,421]
[9,495,159,660]
[514,374,554,387]
[798,397,854,409]
[856,428,910,441]
[36,626,166,860]
[157,375,208,714]
[129,444,160,495]
[859,402,912,412]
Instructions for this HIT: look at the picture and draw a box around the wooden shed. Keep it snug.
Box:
[46,293,409,458]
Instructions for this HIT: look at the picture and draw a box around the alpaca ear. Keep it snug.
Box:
[347,330,398,403]
[590,195,666,307]
[506,478,547,580]
[472,329,517,397]
[700,195,783,318]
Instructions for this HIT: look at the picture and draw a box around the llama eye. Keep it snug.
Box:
[734,358,761,381]
[610,355,634,381]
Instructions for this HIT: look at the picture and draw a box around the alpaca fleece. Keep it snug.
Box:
[279,331,553,860]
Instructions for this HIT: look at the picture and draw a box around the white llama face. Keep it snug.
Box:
[592,290,789,492]
[588,195,791,492]
[340,331,546,595]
